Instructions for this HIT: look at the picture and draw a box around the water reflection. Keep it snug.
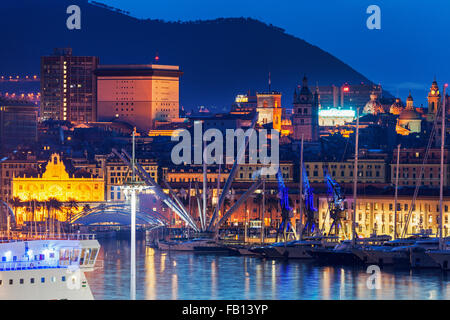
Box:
[85,239,450,300]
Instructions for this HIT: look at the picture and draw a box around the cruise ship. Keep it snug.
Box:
[0,232,100,300]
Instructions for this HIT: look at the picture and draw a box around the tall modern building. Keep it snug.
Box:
[292,76,319,141]
[96,64,183,133]
[41,48,99,123]
[0,98,38,147]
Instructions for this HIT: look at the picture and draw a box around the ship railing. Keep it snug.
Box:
[0,260,64,271]
[0,232,96,242]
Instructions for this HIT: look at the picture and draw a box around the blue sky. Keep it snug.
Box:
[101,0,450,106]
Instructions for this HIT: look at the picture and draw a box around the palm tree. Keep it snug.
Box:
[10,196,23,226]
[66,198,78,233]
[25,199,38,235]
[47,198,62,235]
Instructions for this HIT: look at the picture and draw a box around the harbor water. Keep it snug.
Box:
[86,239,450,300]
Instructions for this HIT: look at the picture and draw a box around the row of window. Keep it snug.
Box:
[0,276,66,285]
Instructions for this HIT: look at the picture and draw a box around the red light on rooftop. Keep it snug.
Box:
[445,83,449,88]
[343,87,349,92]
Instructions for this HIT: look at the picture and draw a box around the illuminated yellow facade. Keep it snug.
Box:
[12,154,104,224]
[318,195,450,239]
[13,154,104,202]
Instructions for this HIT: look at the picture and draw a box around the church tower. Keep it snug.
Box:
[427,79,441,122]
[292,76,319,141]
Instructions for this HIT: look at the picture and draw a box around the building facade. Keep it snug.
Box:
[256,92,282,131]
[41,48,99,123]
[11,154,104,224]
[305,159,387,184]
[0,98,38,147]
[318,194,450,239]
[391,148,450,187]
[96,64,182,133]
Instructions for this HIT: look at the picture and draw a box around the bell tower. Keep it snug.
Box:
[292,76,319,141]
[427,79,441,122]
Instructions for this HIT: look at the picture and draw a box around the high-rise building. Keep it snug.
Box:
[292,76,319,141]
[0,98,38,147]
[41,48,99,123]
[96,64,182,133]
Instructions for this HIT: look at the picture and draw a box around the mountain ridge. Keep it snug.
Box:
[0,0,381,111]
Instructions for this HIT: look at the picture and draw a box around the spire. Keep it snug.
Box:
[268,71,271,92]
[302,75,308,88]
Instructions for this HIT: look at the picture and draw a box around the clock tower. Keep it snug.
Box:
[427,79,441,122]
[292,76,319,141]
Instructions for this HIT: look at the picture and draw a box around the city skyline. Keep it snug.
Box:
[101,0,450,107]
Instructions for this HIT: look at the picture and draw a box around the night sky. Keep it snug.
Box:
[103,0,449,106]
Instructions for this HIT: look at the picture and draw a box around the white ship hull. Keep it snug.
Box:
[0,268,93,300]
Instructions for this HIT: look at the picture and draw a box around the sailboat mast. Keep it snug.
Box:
[299,134,304,239]
[352,108,360,245]
[439,84,447,249]
[202,140,207,232]
[394,144,400,240]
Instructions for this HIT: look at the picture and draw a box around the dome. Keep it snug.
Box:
[390,98,403,115]
[363,92,384,115]
[399,108,421,120]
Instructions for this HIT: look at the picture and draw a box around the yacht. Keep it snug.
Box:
[426,248,450,270]
[157,238,236,254]
[409,238,450,268]
[0,232,100,300]
[258,236,340,259]
[360,238,417,266]
[308,236,391,265]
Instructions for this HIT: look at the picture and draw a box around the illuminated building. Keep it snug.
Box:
[305,158,386,185]
[292,76,319,141]
[391,148,449,187]
[318,107,355,126]
[41,48,99,123]
[317,83,383,110]
[0,153,38,201]
[427,79,441,122]
[11,154,104,224]
[231,93,257,113]
[96,64,183,133]
[397,93,422,134]
[89,155,158,202]
[162,162,293,184]
[362,91,384,115]
[389,98,404,115]
[318,194,450,239]
[0,98,38,147]
[256,92,282,131]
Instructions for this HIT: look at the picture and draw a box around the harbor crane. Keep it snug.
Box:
[299,164,317,238]
[324,170,347,238]
[275,168,297,242]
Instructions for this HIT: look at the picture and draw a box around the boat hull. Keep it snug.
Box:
[0,268,94,300]
[309,248,365,265]
[427,251,450,270]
